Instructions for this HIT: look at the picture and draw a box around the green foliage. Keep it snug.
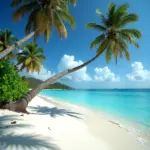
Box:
[26,77,72,89]
[25,77,43,88]
[0,60,29,102]
[11,0,76,42]
[0,29,18,59]
[86,2,142,64]
[47,82,72,90]
[16,42,46,73]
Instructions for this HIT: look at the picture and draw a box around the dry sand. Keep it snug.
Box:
[0,95,147,150]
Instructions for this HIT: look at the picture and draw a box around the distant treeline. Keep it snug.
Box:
[26,77,72,90]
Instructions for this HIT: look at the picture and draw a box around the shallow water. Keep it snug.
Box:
[40,89,150,149]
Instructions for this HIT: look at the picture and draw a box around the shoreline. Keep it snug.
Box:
[0,95,149,150]
[39,95,150,150]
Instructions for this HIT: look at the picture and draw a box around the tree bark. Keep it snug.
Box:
[0,53,101,113]
[0,32,35,60]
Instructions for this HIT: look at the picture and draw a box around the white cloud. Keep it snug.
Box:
[94,66,120,82]
[21,67,55,81]
[58,54,92,81]
[127,62,150,81]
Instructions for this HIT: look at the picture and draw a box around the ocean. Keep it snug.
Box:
[40,89,150,149]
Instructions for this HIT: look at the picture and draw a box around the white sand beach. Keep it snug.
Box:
[0,95,147,150]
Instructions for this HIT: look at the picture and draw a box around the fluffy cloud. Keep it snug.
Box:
[94,66,120,82]
[127,62,150,81]
[21,67,55,81]
[58,54,92,81]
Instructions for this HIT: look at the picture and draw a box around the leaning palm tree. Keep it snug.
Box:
[0,0,76,59]
[16,42,46,72]
[0,29,17,59]
[86,3,141,64]
[1,3,141,113]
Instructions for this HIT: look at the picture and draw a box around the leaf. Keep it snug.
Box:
[97,39,108,54]
[86,23,106,31]
[105,48,112,63]
[120,29,141,39]
[118,13,139,27]
[44,25,52,42]
[90,34,105,48]
[0,60,29,102]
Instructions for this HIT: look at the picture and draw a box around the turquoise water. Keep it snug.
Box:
[40,89,150,148]
[40,89,150,130]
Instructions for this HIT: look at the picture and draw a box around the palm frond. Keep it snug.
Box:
[119,40,130,61]
[95,9,109,27]
[90,34,105,48]
[25,9,38,34]
[119,29,141,39]
[105,47,112,63]
[122,48,130,61]
[86,23,106,32]
[108,2,116,25]
[44,25,52,42]
[13,1,38,21]
[16,42,46,73]
[118,13,139,28]
[57,9,75,28]
[12,0,76,42]
[119,32,140,48]
[116,3,129,13]
[53,11,67,39]
[0,29,17,58]
[87,3,141,64]
[97,39,108,54]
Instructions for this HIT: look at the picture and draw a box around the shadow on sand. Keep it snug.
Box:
[0,114,32,131]
[28,106,82,119]
[0,134,60,150]
[0,113,60,150]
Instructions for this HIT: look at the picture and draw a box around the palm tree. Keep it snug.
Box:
[0,29,17,59]
[1,3,141,113]
[0,0,76,60]
[86,3,141,64]
[16,42,46,72]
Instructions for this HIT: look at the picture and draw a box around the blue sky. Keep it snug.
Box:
[0,0,150,89]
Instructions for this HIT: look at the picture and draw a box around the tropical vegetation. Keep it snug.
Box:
[0,0,76,59]
[0,29,17,59]
[0,2,141,113]
[86,3,141,64]
[16,42,46,72]
[0,60,29,102]
[26,77,72,89]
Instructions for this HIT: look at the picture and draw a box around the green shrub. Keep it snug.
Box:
[0,60,29,102]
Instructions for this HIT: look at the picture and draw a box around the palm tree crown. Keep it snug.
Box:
[11,0,76,42]
[16,42,46,72]
[0,29,17,58]
[87,3,142,64]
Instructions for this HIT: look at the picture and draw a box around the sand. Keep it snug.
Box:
[0,95,147,150]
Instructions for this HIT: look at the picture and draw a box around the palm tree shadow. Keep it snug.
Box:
[0,114,31,132]
[0,114,60,150]
[29,106,82,119]
[0,134,60,150]
[0,114,33,138]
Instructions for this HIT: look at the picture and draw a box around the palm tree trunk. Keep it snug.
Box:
[1,53,101,113]
[0,32,35,60]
